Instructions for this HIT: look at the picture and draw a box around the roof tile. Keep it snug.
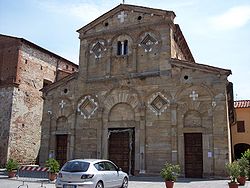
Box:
[234,100,250,108]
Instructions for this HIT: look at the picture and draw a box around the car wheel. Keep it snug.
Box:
[95,181,103,188]
[121,177,128,188]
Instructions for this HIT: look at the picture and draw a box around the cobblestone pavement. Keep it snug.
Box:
[0,176,249,188]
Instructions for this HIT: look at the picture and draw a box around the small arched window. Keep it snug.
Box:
[117,40,128,56]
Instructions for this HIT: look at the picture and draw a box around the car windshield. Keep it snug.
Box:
[62,161,90,172]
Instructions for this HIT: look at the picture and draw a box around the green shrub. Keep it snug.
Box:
[6,159,19,172]
[45,158,60,173]
[225,161,240,183]
[160,162,180,181]
[238,157,249,177]
[242,149,250,178]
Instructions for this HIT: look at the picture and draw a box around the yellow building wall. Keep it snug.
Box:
[232,107,250,158]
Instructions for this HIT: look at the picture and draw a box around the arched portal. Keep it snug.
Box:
[108,103,135,175]
[234,143,250,159]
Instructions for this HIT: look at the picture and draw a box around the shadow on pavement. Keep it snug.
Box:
[129,175,228,183]
[129,175,163,182]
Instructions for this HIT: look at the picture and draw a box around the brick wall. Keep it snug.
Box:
[0,87,13,165]
[0,37,19,85]
[0,35,78,165]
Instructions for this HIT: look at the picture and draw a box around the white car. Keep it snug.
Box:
[55,159,129,188]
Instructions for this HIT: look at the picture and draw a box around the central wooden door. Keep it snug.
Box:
[108,129,134,175]
[184,133,203,178]
[56,134,68,167]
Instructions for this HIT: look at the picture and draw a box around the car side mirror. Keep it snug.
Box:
[118,167,122,171]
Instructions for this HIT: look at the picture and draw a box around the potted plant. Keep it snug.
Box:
[160,162,180,188]
[242,149,250,180]
[45,158,60,181]
[237,157,249,185]
[225,161,240,188]
[6,158,19,178]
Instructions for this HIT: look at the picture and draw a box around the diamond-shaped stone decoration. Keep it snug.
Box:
[139,34,158,52]
[78,96,98,119]
[90,42,106,58]
[148,92,169,115]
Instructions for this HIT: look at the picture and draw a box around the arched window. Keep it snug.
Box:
[234,143,250,159]
[117,40,128,56]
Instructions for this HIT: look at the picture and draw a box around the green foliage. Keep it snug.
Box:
[160,162,180,181]
[242,149,250,159]
[6,159,19,172]
[237,157,249,177]
[241,149,250,178]
[45,158,60,173]
[225,161,240,183]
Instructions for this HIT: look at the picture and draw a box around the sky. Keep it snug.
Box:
[0,0,250,100]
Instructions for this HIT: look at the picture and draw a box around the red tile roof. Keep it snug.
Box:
[234,100,250,108]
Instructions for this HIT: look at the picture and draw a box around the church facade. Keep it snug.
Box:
[40,4,233,177]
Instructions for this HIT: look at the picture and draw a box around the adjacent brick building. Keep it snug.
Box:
[0,34,78,165]
[40,4,234,177]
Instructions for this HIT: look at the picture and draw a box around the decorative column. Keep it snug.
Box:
[102,120,109,159]
[139,105,146,173]
[171,103,178,164]
[131,44,137,73]
[78,39,88,81]
[106,46,112,77]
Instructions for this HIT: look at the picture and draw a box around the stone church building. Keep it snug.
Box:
[40,4,233,177]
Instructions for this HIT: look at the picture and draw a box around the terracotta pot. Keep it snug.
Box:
[49,172,57,181]
[237,176,246,185]
[228,182,238,188]
[165,180,174,188]
[8,171,16,178]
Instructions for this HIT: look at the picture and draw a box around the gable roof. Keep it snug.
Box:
[77,4,175,34]
[174,24,195,63]
[41,72,78,94]
[170,58,231,76]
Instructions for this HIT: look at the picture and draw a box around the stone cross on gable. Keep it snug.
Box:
[118,11,127,23]
[59,100,66,109]
[189,91,198,101]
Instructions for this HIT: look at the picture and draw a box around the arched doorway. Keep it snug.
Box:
[55,116,68,167]
[107,103,135,175]
[108,128,135,175]
[234,143,250,159]
[183,110,203,178]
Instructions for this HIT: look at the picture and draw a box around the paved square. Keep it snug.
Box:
[0,176,249,188]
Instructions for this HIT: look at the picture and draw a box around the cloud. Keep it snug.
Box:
[36,1,106,23]
[210,5,250,30]
[169,0,197,8]
[36,0,199,23]
[67,4,103,21]
[126,0,197,9]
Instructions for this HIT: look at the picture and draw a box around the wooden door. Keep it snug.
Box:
[184,133,203,178]
[108,130,134,175]
[56,135,67,167]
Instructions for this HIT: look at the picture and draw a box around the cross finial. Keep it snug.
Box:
[118,11,127,23]
[189,91,198,101]
[59,100,66,109]
[122,0,125,4]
